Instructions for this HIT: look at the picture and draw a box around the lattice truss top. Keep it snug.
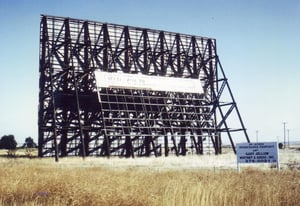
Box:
[38,15,249,158]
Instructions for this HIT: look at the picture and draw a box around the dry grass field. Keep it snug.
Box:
[0,148,300,206]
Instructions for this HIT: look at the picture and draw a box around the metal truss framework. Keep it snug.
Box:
[38,15,249,159]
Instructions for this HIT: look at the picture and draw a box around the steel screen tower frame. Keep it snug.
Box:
[38,15,249,159]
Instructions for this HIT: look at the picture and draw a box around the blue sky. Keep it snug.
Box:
[0,0,299,144]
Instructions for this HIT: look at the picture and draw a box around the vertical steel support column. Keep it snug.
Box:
[102,24,109,71]
[38,16,47,157]
[125,129,134,158]
[124,26,130,73]
[50,72,59,162]
[164,134,169,156]
[179,130,187,155]
[83,21,90,156]
[195,128,204,155]
[160,32,165,74]
[73,72,86,158]
[208,39,221,155]
[212,39,222,155]
[60,18,70,157]
[143,29,149,74]
[151,137,158,157]
[176,34,182,75]
[192,36,197,77]
[144,136,151,156]
[171,135,179,156]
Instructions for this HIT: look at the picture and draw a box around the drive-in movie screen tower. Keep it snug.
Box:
[38,15,250,159]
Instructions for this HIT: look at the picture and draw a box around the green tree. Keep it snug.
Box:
[23,137,37,148]
[0,135,17,150]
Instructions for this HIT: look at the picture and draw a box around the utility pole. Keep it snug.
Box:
[283,122,287,149]
[287,129,290,148]
[256,130,258,143]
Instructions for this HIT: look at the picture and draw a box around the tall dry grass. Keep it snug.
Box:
[0,157,299,206]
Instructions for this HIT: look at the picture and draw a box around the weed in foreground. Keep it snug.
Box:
[0,158,299,206]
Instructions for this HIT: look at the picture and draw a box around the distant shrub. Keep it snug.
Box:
[22,137,37,148]
[0,135,17,150]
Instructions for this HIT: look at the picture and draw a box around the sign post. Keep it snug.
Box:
[236,142,279,172]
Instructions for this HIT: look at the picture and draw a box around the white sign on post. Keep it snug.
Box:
[236,142,279,171]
